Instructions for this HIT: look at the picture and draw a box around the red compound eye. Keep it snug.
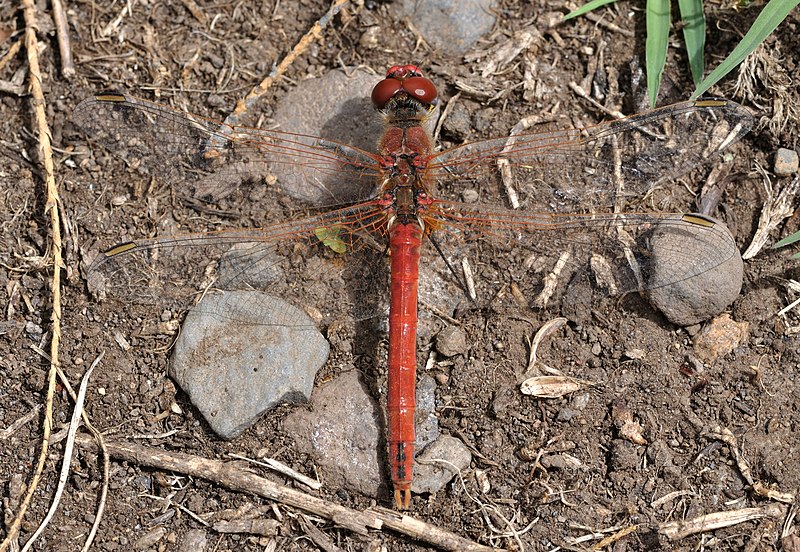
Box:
[371,77,404,108]
[386,64,421,79]
[402,76,437,105]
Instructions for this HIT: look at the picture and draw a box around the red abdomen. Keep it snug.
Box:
[387,221,423,509]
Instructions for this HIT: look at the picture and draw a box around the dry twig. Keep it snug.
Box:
[659,503,787,541]
[0,2,64,549]
[742,169,799,260]
[51,0,74,77]
[21,354,102,552]
[74,436,499,551]
[219,0,349,136]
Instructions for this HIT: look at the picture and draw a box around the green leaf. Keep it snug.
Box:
[678,0,706,85]
[564,0,618,20]
[314,225,347,254]
[691,0,800,99]
[646,0,671,107]
[774,230,800,249]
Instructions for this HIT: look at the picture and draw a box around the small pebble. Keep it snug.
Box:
[24,321,42,338]
[556,407,575,422]
[570,392,590,410]
[624,348,645,360]
[462,189,480,203]
[133,526,166,550]
[436,326,468,357]
[359,26,381,49]
[774,147,799,176]
[693,313,749,364]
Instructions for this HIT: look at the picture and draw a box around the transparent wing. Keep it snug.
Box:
[73,91,383,206]
[427,99,753,213]
[86,201,390,325]
[424,203,738,308]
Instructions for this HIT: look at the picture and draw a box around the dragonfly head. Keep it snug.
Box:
[371,64,438,115]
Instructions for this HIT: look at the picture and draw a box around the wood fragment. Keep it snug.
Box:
[219,0,350,138]
[520,375,583,398]
[74,436,498,551]
[51,0,75,77]
[298,514,343,552]
[213,518,280,536]
[659,503,787,541]
[522,317,567,379]
[611,399,647,445]
[100,0,137,37]
[592,524,637,550]
[0,38,22,73]
[534,251,571,308]
[743,169,799,259]
[179,0,208,25]
[228,453,322,490]
[21,354,102,552]
[0,405,41,439]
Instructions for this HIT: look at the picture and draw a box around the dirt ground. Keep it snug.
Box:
[1,0,800,550]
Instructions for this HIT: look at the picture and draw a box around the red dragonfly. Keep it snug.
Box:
[75,65,752,509]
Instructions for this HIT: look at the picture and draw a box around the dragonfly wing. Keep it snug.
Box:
[73,92,383,207]
[426,99,753,213]
[87,201,390,324]
[426,202,740,307]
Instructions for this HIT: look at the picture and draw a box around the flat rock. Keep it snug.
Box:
[415,374,440,451]
[645,215,743,326]
[397,0,497,57]
[283,370,382,497]
[270,68,383,204]
[283,371,440,500]
[411,435,472,495]
[170,291,329,439]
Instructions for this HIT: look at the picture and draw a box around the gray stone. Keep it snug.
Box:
[435,326,468,357]
[283,370,382,497]
[283,371,440,500]
[774,147,799,176]
[270,68,384,204]
[397,0,497,57]
[170,291,329,439]
[645,214,742,326]
[177,529,208,552]
[411,435,472,495]
[415,374,440,451]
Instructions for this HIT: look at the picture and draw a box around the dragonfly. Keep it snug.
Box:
[74,64,753,509]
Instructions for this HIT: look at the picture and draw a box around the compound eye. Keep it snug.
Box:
[402,76,437,105]
[385,64,422,78]
[371,77,403,108]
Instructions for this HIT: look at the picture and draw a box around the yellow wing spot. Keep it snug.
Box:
[94,92,127,103]
[104,242,138,256]
[694,99,727,108]
[681,214,716,228]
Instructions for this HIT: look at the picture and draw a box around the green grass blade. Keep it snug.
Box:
[678,0,706,85]
[646,0,671,107]
[564,0,618,20]
[774,230,800,249]
[691,0,800,99]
